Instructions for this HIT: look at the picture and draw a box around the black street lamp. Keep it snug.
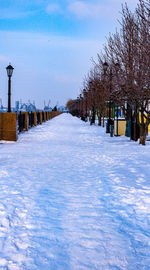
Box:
[103,62,109,73]
[103,62,112,133]
[79,94,83,119]
[89,81,96,125]
[6,64,14,112]
[103,62,119,134]
[83,89,88,121]
[77,96,80,117]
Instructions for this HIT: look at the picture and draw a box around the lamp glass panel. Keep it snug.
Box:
[7,69,13,76]
[6,65,14,77]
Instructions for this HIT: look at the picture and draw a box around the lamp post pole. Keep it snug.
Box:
[117,105,119,136]
[6,64,14,113]
[8,76,11,113]
[89,81,96,125]
[103,62,119,134]
[77,97,79,117]
[115,63,120,136]
[109,69,112,129]
[83,89,87,121]
[103,62,110,132]
[80,94,82,119]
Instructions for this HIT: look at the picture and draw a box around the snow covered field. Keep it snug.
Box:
[0,113,150,270]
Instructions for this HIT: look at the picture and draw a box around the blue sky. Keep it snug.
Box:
[0,0,139,108]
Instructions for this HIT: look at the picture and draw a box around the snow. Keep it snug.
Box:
[0,113,150,270]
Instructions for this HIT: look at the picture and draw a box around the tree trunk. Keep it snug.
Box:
[98,114,101,126]
[139,118,146,145]
[103,115,105,127]
[91,107,95,125]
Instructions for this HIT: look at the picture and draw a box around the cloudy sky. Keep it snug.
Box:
[0,0,139,109]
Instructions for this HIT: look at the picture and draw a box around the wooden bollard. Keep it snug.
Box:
[0,113,18,141]
[40,112,42,124]
[21,112,28,131]
[0,113,3,140]
[33,112,37,126]
[43,112,46,122]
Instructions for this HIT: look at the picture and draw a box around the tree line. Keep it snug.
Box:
[67,0,150,145]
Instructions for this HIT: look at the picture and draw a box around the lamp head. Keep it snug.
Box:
[103,62,108,71]
[115,62,120,71]
[6,64,14,77]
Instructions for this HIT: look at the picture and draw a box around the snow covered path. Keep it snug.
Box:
[0,113,150,270]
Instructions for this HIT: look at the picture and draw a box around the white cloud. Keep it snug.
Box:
[0,9,36,19]
[0,30,102,107]
[46,3,61,14]
[68,1,91,18]
[67,1,117,19]
[111,0,138,4]
[67,0,139,19]
[0,55,9,63]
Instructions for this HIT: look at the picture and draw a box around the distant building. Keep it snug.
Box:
[20,103,36,112]
[15,101,19,112]
[44,106,52,111]
[58,106,69,112]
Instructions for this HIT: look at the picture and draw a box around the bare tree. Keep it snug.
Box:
[102,1,150,144]
[72,0,150,145]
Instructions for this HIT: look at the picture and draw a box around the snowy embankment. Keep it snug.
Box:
[0,113,150,270]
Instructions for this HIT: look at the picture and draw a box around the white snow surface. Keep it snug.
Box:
[0,113,150,270]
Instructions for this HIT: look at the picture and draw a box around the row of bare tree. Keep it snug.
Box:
[67,0,150,145]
